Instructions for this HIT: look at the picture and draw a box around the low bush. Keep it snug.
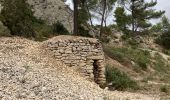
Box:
[160,85,169,93]
[0,21,11,36]
[162,49,170,55]
[103,46,150,70]
[154,53,170,74]
[156,31,170,49]
[33,22,53,41]
[78,25,92,37]
[52,21,69,35]
[103,46,129,64]
[105,65,138,91]
[155,16,170,49]
[0,0,37,38]
[99,36,110,43]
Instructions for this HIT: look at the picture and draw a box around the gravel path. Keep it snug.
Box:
[0,37,160,100]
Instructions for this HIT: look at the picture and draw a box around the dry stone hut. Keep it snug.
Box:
[44,36,106,85]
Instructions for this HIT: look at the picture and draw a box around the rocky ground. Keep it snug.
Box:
[0,37,160,100]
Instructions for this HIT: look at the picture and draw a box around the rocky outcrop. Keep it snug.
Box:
[43,35,106,85]
[0,0,73,33]
[27,0,73,33]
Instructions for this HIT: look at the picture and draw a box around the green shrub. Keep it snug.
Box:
[121,35,129,40]
[156,31,170,49]
[0,21,11,36]
[127,38,139,46]
[33,22,53,41]
[0,0,37,38]
[78,25,92,37]
[162,49,170,55]
[53,21,69,35]
[150,53,170,83]
[103,46,150,70]
[160,85,169,93]
[136,60,147,70]
[103,46,130,64]
[101,26,112,36]
[121,31,132,40]
[154,53,169,73]
[99,36,110,43]
[105,65,138,91]
[0,0,57,40]
[0,0,69,40]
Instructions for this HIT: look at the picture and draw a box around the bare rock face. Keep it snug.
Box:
[0,0,73,33]
[27,0,73,33]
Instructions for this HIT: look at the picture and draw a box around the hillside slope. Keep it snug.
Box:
[27,0,73,33]
[0,37,159,100]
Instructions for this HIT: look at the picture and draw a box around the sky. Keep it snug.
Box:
[155,0,170,19]
[65,0,170,25]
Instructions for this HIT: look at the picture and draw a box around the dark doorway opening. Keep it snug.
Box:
[93,60,99,83]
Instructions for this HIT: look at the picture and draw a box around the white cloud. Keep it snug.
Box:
[156,0,170,19]
[65,0,73,10]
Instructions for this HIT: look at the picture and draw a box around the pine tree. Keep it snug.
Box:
[73,0,97,36]
[156,16,170,49]
[161,16,170,33]
[117,0,165,35]
[73,0,79,35]
[114,7,130,32]
[77,0,91,37]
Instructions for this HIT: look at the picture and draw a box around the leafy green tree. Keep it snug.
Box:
[0,0,37,38]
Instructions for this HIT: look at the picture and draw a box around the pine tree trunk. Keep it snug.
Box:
[73,0,78,35]
[104,18,107,28]
[131,0,135,35]
[100,0,106,37]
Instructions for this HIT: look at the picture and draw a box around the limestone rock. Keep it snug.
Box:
[27,0,73,33]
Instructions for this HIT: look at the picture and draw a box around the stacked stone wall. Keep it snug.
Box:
[44,36,105,85]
